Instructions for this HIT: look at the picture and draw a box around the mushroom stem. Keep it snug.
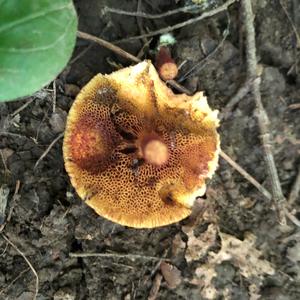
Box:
[141,138,169,167]
[155,46,178,81]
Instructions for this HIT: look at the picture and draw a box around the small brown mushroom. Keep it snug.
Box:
[155,46,178,81]
[63,61,220,228]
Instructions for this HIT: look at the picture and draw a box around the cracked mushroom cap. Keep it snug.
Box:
[63,61,220,228]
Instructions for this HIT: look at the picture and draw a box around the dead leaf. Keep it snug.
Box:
[192,231,274,299]
[160,261,182,289]
[183,223,218,262]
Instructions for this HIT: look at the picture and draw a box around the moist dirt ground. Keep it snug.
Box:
[0,0,300,299]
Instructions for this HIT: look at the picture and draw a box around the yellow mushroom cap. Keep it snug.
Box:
[63,61,220,228]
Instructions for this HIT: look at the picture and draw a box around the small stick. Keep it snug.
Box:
[0,132,27,139]
[136,0,151,59]
[34,107,50,144]
[178,12,230,83]
[114,0,238,43]
[0,180,20,233]
[0,267,30,296]
[220,150,272,201]
[34,132,64,169]
[1,234,39,300]
[10,98,34,118]
[0,149,9,174]
[148,273,163,300]
[241,0,286,224]
[6,180,20,223]
[77,31,140,63]
[52,80,56,113]
[0,242,8,256]
[137,38,153,59]
[288,165,300,205]
[221,151,300,227]
[137,0,148,46]
[288,103,300,110]
[77,31,191,94]
[285,209,300,228]
[279,0,300,47]
[70,44,94,64]
[166,79,192,95]
[104,4,199,19]
[69,252,169,262]
[221,77,260,119]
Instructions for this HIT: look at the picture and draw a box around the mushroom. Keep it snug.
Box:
[63,61,220,228]
[155,46,178,81]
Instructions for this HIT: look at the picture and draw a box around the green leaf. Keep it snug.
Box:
[0,0,78,101]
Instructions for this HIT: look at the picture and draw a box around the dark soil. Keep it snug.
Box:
[1,0,300,299]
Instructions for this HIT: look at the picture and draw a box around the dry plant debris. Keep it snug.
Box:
[160,261,182,289]
[183,223,218,262]
[241,0,287,224]
[0,185,9,225]
[63,61,220,228]
[190,231,275,299]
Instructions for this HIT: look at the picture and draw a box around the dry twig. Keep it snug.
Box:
[179,12,230,82]
[0,242,8,256]
[166,79,191,95]
[0,180,20,233]
[288,165,300,205]
[137,0,148,45]
[278,0,300,47]
[0,267,30,296]
[10,98,35,118]
[1,234,39,300]
[148,273,163,300]
[70,44,94,65]
[34,132,64,169]
[135,0,152,59]
[104,4,199,19]
[114,0,238,43]
[220,150,272,201]
[288,103,300,110]
[52,80,57,113]
[285,209,300,227]
[0,149,10,175]
[241,0,286,224]
[0,132,27,139]
[6,180,20,224]
[77,31,140,63]
[221,77,260,119]
[69,252,169,262]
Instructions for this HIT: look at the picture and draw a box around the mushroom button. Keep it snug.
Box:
[63,61,220,228]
